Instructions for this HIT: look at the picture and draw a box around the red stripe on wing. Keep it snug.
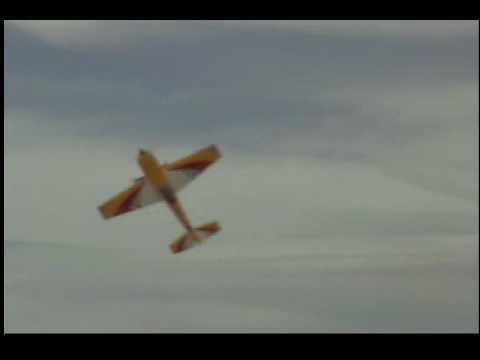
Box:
[170,239,186,254]
[115,183,143,216]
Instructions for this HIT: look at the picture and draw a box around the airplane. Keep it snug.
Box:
[97,145,222,254]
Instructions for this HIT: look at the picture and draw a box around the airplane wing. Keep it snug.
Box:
[98,178,164,219]
[166,144,222,192]
[98,145,221,220]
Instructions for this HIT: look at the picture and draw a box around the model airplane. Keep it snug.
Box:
[98,145,222,254]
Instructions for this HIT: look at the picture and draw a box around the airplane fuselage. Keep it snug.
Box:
[137,150,196,234]
[137,150,171,189]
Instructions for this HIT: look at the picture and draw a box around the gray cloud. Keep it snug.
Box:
[7,20,477,49]
[4,21,478,332]
[5,237,477,332]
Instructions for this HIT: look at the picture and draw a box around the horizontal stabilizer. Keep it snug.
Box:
[170,222,221,254]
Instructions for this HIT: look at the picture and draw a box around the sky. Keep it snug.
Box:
[4,20,479,333]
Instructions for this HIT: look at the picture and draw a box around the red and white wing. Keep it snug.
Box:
[98,178,164,219]
[166,144,222,193]
[97,145,221,220]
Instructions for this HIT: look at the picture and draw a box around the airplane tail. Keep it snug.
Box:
[170,222,221,254]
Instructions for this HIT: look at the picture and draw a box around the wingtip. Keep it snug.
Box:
[97,205,109,220]
[209,144,222,158]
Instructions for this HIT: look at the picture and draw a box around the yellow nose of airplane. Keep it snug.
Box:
[139,149,147,156]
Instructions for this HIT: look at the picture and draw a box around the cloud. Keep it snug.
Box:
[4,21,478,332]
[5,235,478,332]
[5,138,478,332]
[6,20,477,49]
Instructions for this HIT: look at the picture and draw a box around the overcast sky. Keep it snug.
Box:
[4,20,478,333]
